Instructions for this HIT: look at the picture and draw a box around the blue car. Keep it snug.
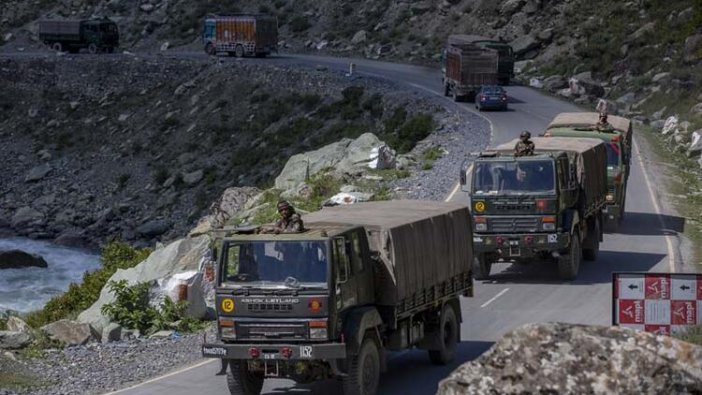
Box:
[475,85,508,111]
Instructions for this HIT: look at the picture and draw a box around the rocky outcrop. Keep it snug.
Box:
[0,330,32,349]
[78,235,210,333]
[274,133,388,191]
[437,323,702,395]
[0,249,48,269]
[6,316,31,333]
[41,320,96,346]
[189,186,261,236]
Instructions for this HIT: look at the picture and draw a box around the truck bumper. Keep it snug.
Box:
[473,232,570,258]
[603,203,620,222]
[202,342,346,361]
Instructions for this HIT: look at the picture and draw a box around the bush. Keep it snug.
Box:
[290,16,311,33]
[101,280,205,335]
[116,174,130,190]
[24,241,152,328]
[381,110,434,154]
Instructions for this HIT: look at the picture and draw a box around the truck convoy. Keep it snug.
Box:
[464,137,607,281]
[447,35,515,85]
[203,14,278,57]
[441,39,499,102]
[543,112,633,230]
[202,200,474,395]
[38,18,119,54]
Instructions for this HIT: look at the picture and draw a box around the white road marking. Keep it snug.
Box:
[101,359,216,395]
[480,288,510,308]
[633,138,676,273]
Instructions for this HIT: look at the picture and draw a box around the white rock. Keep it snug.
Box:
[661,115,679,135]
[529,78,543,89]
[651,72,671,83]
[160,42,170,51]
[351,30,367,44]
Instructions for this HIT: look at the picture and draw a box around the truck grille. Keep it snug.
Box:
[236,322,307,340]
[490,217,540,233]
[247,303,294,313]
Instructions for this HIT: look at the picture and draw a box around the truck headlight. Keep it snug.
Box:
[606,194,614,202]
[475,223,487,232]
[310,328,327,340]
[220,327,236,340]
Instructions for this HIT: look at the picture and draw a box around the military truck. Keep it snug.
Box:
[202,14,278,57]
[543,112,633,231]
[463,137,607,281]
[447,35,514,85]
[441,40,498,102]
[38,18,119,54]
[201,200,473,395]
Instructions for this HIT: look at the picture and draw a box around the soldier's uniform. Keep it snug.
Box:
[514,140,535,157]
[274,212,304,233]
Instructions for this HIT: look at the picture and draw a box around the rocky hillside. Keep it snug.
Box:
[0,55,453,249]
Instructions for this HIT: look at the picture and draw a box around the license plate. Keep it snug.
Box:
[489,96,500,100]
[263,353,278,360]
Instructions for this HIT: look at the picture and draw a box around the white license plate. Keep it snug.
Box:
[263,353,277,360]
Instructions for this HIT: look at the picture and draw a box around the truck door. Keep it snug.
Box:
[349,229,374,306]
[203,20,216,43]
[333,236,357,311]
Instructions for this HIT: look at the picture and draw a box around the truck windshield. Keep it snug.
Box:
[222,241,327,288]
[473,159,555,195]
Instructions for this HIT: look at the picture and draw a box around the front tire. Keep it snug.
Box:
[343,337,380,395]
[428,303,459,365]
[205,42,216,56]
[558,231,581,280]
[234,45,245,58]
[52,42,62,52]
[87,43,98,54]
[227,360,263,395]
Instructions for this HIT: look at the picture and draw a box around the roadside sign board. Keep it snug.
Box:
[613,272,702,335]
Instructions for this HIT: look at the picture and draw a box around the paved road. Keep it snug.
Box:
[108,53,685,395]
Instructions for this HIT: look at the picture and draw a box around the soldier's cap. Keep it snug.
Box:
[277,200,292,211]
[520,130,531,138]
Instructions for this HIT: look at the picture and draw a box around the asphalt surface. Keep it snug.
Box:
[96,53,687,395]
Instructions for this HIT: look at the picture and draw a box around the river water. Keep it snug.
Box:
[0,238,100,314]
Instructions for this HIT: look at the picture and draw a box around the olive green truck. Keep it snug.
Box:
[202,200,474,395]
[543,112,633,231]
[464,137,607,281]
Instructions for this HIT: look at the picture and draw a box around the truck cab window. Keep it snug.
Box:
[350,232,363,273]
[334,237,350,279]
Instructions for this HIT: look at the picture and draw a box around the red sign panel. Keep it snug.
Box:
[613,272,702,334]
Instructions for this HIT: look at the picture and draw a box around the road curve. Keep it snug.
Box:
[106,52,685,395]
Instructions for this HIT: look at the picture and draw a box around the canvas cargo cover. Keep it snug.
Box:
[491,137,607,210]
[39,20,82,36]
[547,112,632,136]
[303,201,473,305]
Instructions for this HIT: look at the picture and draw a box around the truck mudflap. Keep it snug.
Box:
[472,232,570,258]
[202,342,346,361]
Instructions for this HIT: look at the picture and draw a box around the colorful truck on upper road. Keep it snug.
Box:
[543,112,633,231]
[445,35,514,85]
[202,14,278,57]
[441,40,499,102]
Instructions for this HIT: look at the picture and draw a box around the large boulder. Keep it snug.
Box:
[684,34,702,63]
[542,75,567,91]
[6,317,31,334]
[11,207,44,228]
[0,250,48,269]
[78,235,211,333]
[662,115,679,135]
[509,34,539,57]
[136,219,170,237]
[40,320,95,346]
[0,331,32,349]
[274,133,386,191]
[569,71,605,98]
[437,323,702,394]
[24,164,52,182]
[190,186,261,236]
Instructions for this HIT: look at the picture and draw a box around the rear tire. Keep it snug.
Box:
[558,231,581,280]
[235,45,245,58]
[87,43,98,54]
[227,360,263,395]
[428,303,458,365]
[52,42,62,52]
[343,337,380,395]
[583,219,600,261]
[472,254,491,280]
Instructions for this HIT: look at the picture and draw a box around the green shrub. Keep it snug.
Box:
[674,326,702,346]
[101,280,205,335]
[381,111,435,154]
[290,16,311,33]
[116,174,130,190]
[24,241,152,328]
[362,93,384,119]
[153,167,170,185]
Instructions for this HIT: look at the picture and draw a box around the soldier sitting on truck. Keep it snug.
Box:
[514,131,535,157]
[595,112,614,132]
[259,200,304,234]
